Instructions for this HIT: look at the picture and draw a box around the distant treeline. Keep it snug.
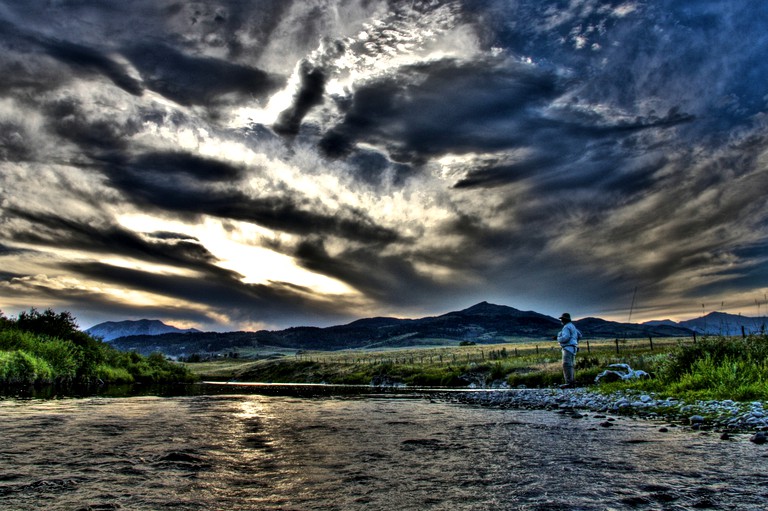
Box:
[0,308,196,388]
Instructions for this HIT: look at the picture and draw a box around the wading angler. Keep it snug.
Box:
[555,313,582,389]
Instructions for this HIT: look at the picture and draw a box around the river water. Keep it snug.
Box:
[1,386,767,511]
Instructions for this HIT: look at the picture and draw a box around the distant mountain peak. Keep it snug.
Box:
[86,319,200,341]
[106,302,698,356]
[644,312,766,336]
[460,302,520,314]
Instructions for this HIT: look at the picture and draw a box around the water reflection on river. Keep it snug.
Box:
[1,389,767,510]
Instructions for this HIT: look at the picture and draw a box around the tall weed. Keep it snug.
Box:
[0,350,54,384]
[668,354,768,401]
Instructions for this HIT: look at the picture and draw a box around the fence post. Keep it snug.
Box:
[614,339,620,354]
[586,340,590,353]
[649,336,654,351]
[742,325,746,339]
[693,332,697,344]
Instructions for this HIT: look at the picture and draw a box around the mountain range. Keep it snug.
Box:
[644,311,767,337]
[93,302,716,357]
[86,319,200,341]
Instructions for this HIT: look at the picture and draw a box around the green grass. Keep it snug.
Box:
[186,334,768,403]
[187,338,673,386]
[0,350,55,384]
[1,308,196,388]
[607,335,768,401]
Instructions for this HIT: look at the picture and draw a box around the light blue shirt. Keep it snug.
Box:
[557,322,581,353]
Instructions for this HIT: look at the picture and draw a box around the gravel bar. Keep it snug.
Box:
[453,387,768,435]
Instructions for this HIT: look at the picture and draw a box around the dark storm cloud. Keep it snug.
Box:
[295,238,448,305]
[690,254,768,298]
[0,242,29,257]
[317,51,695,192]
[4,208,241,280]
[60,261,357,327]
[42,97,141,154]
[3,0,768,328]
[123,43,283,107]
[273,60,327,135]
[320,57,563,160]
[39,38,143,96]
[0,16,141,96]
[0,21,70,97]
[452,109,693,191]
[1,8,286,116]
[130,152,245,182]
[0,121,32,162]
[96,153,400,245]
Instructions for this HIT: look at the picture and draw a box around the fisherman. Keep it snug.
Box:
[555,313,581,389]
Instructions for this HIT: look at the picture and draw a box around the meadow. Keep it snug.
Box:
[187,334,768,401]
[4,306,767,403]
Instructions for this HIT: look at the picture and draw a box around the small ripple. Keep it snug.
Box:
[73,504,121,511]
[400,438,447,450]
[152,451,211,471]
[0,477,80,497]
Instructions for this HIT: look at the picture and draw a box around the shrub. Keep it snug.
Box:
[15,308,80,340]
[94,364,134,384]
[0,350,54,384]
[1,309,197,387]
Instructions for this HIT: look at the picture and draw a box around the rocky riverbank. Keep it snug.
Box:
[453,387,768,442]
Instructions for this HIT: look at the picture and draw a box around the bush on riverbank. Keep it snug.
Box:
[0,308,196,387]
[609,334,768,401]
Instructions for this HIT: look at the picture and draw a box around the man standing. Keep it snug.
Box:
[556,313,581,389]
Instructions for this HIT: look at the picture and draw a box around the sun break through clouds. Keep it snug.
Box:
[1,0,768,331]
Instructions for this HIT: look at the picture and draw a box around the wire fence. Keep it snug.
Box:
[294,335,706,366]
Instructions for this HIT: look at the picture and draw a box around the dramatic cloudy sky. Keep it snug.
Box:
[1,0,767,331]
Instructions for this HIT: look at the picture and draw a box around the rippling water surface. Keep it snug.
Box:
[2,388,767,510]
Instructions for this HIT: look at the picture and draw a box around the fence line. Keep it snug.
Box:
[294,335,706,365]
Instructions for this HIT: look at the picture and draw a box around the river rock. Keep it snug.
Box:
[749,432,767,444]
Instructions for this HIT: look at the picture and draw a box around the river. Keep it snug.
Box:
[1,386,767,510]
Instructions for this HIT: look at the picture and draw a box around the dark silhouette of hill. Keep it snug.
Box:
[644,311,767,336]
[86,319,200,341]
[107,302,694,357]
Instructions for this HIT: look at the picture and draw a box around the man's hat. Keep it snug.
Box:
[559,313,571,321]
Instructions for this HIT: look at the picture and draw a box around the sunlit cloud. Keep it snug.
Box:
[116,214,356,296]
[2,0,768,331]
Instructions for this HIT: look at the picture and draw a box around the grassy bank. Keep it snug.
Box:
[0,309,196,388]
[188,334,768,402]
[599,334,768,402]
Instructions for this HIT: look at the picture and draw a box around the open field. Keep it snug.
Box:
[185,336,691,387]
[294,336,687,364]
[185,333,768,402]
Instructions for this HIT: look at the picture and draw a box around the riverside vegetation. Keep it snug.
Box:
[0,308,195,389]
[193,334,768,403]
[3,306,767,408]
